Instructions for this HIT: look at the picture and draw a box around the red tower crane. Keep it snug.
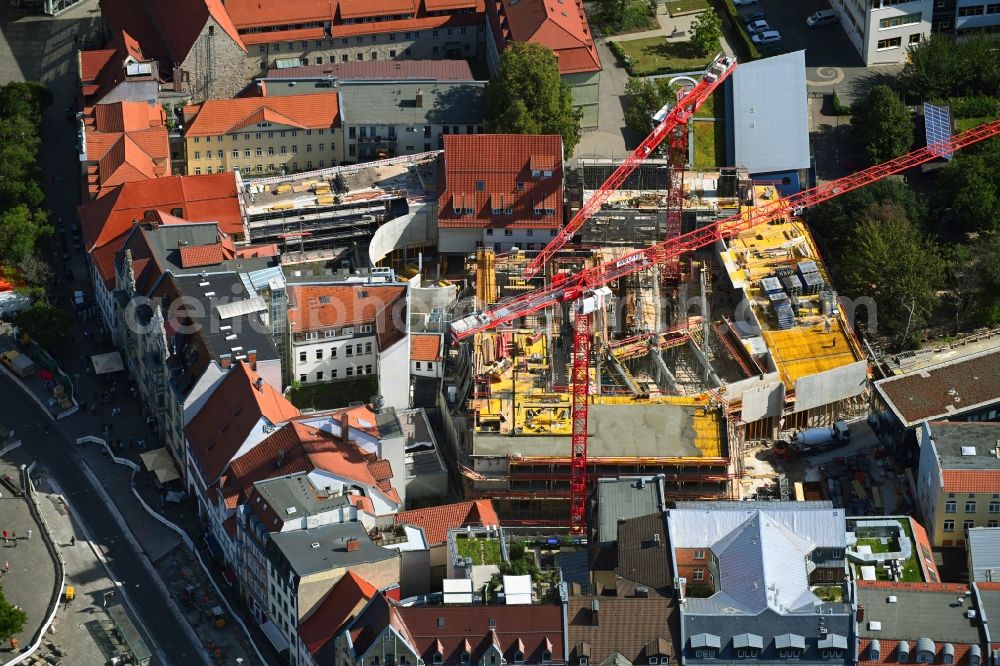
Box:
[452,113,1000,534]
[521,54,738,281]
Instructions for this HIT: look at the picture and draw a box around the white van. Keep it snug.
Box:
[806,9,837,27]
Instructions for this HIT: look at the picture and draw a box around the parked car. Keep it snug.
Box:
[751,30,783,45]
[741,9,766,22]
[745,19,770,33]
[806,9,838,27]
[733,0,756,5]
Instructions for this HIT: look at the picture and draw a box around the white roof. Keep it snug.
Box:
[503,575,532,605]
[443,578,474,604]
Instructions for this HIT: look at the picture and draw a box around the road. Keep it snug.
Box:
[0,373,201,665]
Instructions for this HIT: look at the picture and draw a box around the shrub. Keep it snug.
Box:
[945,95,1000,119]
[716,0,761,61]
[832,91,851,116]
[607,40,636,74]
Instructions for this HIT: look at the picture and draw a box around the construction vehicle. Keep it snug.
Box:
[450,67,1000,533]
[792,421,851,456]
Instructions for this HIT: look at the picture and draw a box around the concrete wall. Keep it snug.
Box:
[792,360,868,413]
[368,204,438,265]
[380,335,411,410]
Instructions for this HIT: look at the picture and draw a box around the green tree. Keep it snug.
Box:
[622,77,672,138]
[809,179,926,251]
[15,301,72,351]
[851,85,914,165]
[840,203,944,345]
[902,35,1000,102]
[0,205,50,267]
[934,138,1000,233]
[485,42,583,156]
[691,12,722,57]
[0,587,26,641]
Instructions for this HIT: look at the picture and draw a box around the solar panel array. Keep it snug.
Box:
[924,102,953,160]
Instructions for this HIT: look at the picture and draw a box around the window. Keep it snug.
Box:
[461,653,470,665]
[347,366,354,376]
[989,520,999,528]
[877,37,902,49]
[879,11,921,28]
[945,501,957,513]
[193,137,200,144]
[427,362,433,371]
[964,520,975,531]
[292,145,298,154]
[330,347,337,358]
[542,652,551,664]
[255,147,262,157]
[966,501,977,513]
[990,501,1000,513]
[650,659,659,665]
[244,148,252,157]
[944,520,956,532]
[365,342,373,354]
[514,652,524,664]
[692,568,704,581]
[365,364,373,374]
[958,3,985,15]
[580,660,588,666]
[694,550,706,559]
[433,654,442,665]
[332,369,338,378]
[299,351,307,362]
[316,371,324,381]
[415,361,422,370]
[232,149,239,158]
[299,374,307,382]
[504,229,514,236]
[346,345,353,356]
[194,167,201,175]
[280,146,288,155]
[194,151,201,160]
[696,650,716,659]
[316,349,323,360]
[909,33,921,44]
[360,324,373,334]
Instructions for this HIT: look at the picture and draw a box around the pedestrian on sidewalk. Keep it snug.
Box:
[10,531,15,541]
[3,530,8,543]
[69,536,75,546]
[25,530,30,540]
[4,561,9,572]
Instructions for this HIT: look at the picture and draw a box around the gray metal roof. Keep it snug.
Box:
[817,634,847,650]
[670,501,844,549]
[969,527,1000,582]
[253,472,350,520]
[775,634,805,650]
[270,520,397,577]
[596,476,664,544]
[729,50,810,174]
[926,422,1000,471]
[339,81,485,126]
[856,585,982,644]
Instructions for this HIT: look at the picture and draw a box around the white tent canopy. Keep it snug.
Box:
[91,351,124,375]
[139,447,180,484]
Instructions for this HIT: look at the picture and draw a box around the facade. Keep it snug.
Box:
[286,280,410,409]
[181,93,343,176]
[830,0,932,65]
[943,0,1000,36]
[437,134,564,258]
[410,332,443,379]
[339,81,486,162]
[79,101,170,200]
[668,501,852,665]
[222,0,486,70]
[916,421,1000,547]
[99,0,254,101]
[337,596,567,666]
[483,0,601,130]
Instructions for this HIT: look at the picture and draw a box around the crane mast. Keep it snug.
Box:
[452,100,1000,535]
[521,54,737,280]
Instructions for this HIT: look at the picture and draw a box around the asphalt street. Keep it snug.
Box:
[0,373,201,665]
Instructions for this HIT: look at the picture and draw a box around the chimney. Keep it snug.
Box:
[415,88,423,108]
[341,412,351,444]
[248,349,257,371]
[590,599,599,626]
[219,353,232,370]
[276,448,287,467]
[346,537,360,552]
[856,603,865,623]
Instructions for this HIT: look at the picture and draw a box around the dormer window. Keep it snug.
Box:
[514,652,524,664]
[695,650,716,659]
[542,651,552,664]
[462,653,471,665]
[580,660,588,666]
[433,653,442,665]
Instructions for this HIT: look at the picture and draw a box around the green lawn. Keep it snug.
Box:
[288,376,378,410]
[693,89,722,118]
[692,120,726,168]
[955,115,999,131]
[617,37,716,76]
[456,537,504,565]
[666,0,709,16]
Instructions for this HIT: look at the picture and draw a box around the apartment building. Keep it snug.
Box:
[78,31,159,111]
[917,421,1000,547]
[437,134,564,261]
[409,333,443,379]
[223,0,486,70]
[484,0,601,129]
[181,93,342,176]
[285,280,410,409]
[668,501,852,665]
[830,0,932,64]
[78,100,170,200]
[339,81,486,162]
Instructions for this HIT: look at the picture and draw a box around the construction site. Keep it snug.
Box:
[432,55,1000,525]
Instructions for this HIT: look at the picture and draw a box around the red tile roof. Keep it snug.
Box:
[79,34,160,111]
[340,0,417,18]
[184,92,340,137]
[299,571,378,656]
[487,0,600,74]
[225,420,399,505]
[264,59,475,82]
[179,243,226,268]
[185,362,301,484]
[438,134,564,229]
[856,581,970,593]
[87,230,131,289]
[83,101,170,198]
[410,333,442,362]
[78,173,244,252]
[240,26,327,45]
[858,639,979,666]
[943,469,1000,493]
[222,0,335,29]
[393,499,499,545]
[978,582,1000,591]
[286,284,407,333]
